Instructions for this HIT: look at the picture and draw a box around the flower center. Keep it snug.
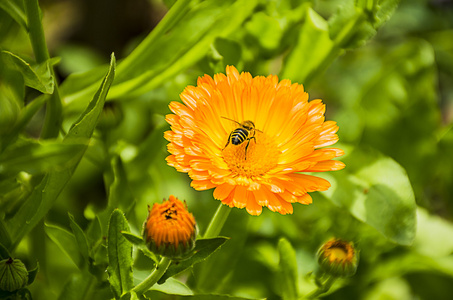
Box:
[222,131,279,177]
[328,247,348,262]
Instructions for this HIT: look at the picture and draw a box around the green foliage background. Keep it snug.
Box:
[1,0,453,299]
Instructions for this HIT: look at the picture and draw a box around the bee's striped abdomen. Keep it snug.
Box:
[231,128,249,145]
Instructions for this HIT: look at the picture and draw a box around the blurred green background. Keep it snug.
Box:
[1,0,453,299]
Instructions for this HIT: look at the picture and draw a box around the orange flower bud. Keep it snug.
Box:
[143,195,197,258]
[317,238,358,278]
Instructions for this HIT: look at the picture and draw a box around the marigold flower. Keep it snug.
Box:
[317,238,358,277]
[143,195,197,258]
[165,66,345,215]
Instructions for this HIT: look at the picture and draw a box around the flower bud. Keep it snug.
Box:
[0,258,28,292]
[143,195,197,259]
[317,238,358,278]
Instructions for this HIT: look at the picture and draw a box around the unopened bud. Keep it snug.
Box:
[0,258,28,292]
[317,238,358,277]
[143,195,197,259]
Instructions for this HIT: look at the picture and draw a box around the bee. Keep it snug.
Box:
[222,117,262,160]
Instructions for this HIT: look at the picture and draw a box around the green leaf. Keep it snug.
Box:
[1,51,54,94]
[205,37,243,74]
[145,291,263,300]
[58,273,91,300]
[277,238,298,300]
[328,1,374,49]
[108,155,135,212]
[6,53,116,250]
[245,11,283,50]
[0,219,12,252]
[413,208,453,257]
[107,209,134,299]
[121,231,145,246]
[58,66,108,113]
[65,53,116,139]
[0,139,86,175]
[0,93,46,150]
[320,147,417,245]
[68,213,90,262]
[368,251,453,283]
[44,224,82,268]
[58,272,113,300]
[140,277,193,296]
[61,0,259,113]
[281,7,341,85]
[159,237,229,284]
[112,0,259,98]
[0,242,10,260]
[0,75,22,137]
[121,231,159,264]
[86,216,102,248]
[26,262,39,285]
[0,0,27,29]
[282,0,400,85]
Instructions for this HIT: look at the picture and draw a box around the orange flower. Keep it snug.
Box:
[165,66,345,215]
[143,195,197,258]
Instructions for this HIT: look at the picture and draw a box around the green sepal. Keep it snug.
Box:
[121,231,159,265]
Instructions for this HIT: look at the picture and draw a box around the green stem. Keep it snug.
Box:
[24,0,62,139]
[24,0,48,63]
[306,276,337,299]
[203,203,232,238]
[132,256,172,295]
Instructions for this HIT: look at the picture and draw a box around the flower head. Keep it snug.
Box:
[143,195,197,258]
[165,66,344,215]
[317,238,358,277]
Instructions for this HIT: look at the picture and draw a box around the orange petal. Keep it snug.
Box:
[304,160,345,172]
[246,192,263,216]
[232,185,248,209]
[191,180,217,190]
[213,183,235,200]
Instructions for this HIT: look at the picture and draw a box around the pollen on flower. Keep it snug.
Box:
[222,131,280,177]
[143,195,197,258]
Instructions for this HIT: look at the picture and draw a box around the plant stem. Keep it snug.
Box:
[203,203,232,238]
[24,0,48,63]
[24,0,62,139]
[132,256,172,295]
[306,276,337,299]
